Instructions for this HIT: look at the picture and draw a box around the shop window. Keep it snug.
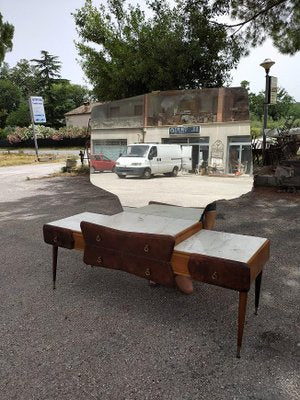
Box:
[227,137,252,174]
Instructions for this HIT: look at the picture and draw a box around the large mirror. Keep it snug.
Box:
[89,88,253,208]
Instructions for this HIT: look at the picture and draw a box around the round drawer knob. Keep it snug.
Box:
[97,256,102,264]
[144,244,149,253]
[96,235,101,242]
[145,268,151,277]
[53,236,58,244]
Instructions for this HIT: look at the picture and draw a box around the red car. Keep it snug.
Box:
[90,154,116,173]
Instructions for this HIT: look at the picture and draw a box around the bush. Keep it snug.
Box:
[6,125,89,143]
[0,126,14,140]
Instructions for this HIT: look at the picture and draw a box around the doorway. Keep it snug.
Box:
[228,142,252,174]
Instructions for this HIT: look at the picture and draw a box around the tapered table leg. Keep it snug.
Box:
[255,272,262,315]
[237,291,248,358]
[53,245,58,290]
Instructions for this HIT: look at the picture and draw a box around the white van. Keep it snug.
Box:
[115,144,182,179]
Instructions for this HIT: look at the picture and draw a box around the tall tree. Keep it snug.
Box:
[73,0,245,100]
[31,50,62,92]
[31,51,62,126]
[0,13,14,65]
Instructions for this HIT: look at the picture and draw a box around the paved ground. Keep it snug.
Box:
[91,172,253,207]
[0,162,65,179]
[0,167,299,399]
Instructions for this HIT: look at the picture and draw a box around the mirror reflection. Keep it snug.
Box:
[89,88,253,207]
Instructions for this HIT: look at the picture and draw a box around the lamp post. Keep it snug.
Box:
[260,58,275,165]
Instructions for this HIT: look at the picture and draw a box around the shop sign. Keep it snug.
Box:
[169,126,200,135]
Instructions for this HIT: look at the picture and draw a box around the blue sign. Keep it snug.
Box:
[30,96,46,123]
[169,126,200,135]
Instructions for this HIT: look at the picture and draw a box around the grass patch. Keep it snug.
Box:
[48,164,90,179]
[0,152,66,167]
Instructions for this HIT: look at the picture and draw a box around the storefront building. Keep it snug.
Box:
[90,88,251,174]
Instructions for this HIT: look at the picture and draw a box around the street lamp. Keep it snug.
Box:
[260,58,275,165]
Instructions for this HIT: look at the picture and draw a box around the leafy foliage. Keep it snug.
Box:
[0,80,21,128]
[31,50,62,92]
[5,101,31,127]
[212,0,300,55]
[240,80,300,137]
[9,59,39,98]
[0,52,89,128]
[73,0,245,100]
[0,13,14,65]
[74,1,299,101]
[46,82,89,128]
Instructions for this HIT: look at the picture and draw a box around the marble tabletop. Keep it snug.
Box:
[174,230,268,263]
[47,211,198,237]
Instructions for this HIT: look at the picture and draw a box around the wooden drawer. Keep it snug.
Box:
[188,254,251,291]
[43,224,74,249]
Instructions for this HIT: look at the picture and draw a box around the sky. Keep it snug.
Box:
[1,0,299,101]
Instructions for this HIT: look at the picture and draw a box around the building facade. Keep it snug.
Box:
[90,88,251,174]
[65,102,101,128]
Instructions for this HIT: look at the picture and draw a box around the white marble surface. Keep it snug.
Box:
[48,211,197,237]
[123,204,204,221]
[175,230,268,263]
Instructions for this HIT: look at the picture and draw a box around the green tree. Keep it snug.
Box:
[31,51,62,126]
[289,102,300,120]
[249,89,295,121]
[0,80,21,127]
[0,13,14,65]
[0,61,10,79]
[240,80,296,122]
[0,54,89,128]
[9,59,39,98]
[211,1,300,55]
[47,82,89,127]
[31,50,61,92]
[6,101,31,127]
[268,88,295,121]
[73,0,245,100]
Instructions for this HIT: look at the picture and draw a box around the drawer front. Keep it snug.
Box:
[188,254,250,291]
[83,244,176,287]
[81,221,176,287]
[43,224,74,249]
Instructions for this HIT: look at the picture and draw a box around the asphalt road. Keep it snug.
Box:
[0,166,299,399]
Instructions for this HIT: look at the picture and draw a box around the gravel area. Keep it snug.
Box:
[0,173,299,400]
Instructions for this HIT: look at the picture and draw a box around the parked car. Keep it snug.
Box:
[90,154,116,173]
